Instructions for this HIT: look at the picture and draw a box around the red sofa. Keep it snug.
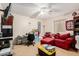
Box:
[41,33,74,49]
[41,32,55,45]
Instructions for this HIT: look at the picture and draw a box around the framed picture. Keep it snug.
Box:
[66,20,74,30]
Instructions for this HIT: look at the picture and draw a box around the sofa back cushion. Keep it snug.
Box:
[60,33,70,40]
[44,32,52,38]
[54,33,60,39]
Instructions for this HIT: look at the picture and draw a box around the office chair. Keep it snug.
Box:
[26,33,35,46]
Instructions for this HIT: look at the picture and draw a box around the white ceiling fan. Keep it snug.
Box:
[30,3,61,18]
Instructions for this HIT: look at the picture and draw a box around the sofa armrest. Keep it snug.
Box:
[65,38,73,44]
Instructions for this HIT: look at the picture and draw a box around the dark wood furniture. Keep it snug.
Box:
[0,3,13,56]
[65,12,79,50]
[71,12,79,50]
[73,16,79,36]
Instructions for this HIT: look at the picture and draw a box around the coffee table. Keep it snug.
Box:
[37,44,56,56]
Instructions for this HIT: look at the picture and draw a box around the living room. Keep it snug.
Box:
[0,3,79,56]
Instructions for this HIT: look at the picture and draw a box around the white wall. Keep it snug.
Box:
[12,12,79,37]
[54,15,73,35]
[54,20,66,33]
[13,13,55,38]
[41,19,54,33]
[13,13,42,38]
[38,15,73,35]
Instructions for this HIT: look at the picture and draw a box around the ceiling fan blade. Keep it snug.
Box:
[30,11,40,18]
[48,3,53,8]
[48,3,57,8]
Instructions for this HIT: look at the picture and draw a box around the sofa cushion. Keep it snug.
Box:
[41,38,54,45]
[41,38,53,42]
[44,32,52,38]
[54,33,60,39]
[60,33,70,40]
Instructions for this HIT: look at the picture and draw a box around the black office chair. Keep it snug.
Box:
[26,33,35,46]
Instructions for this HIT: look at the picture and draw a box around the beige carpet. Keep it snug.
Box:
[12,45,79,56]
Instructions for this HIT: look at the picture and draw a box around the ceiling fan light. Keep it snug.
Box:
[39,11,44,16]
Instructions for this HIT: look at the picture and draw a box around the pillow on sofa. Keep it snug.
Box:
[44,32,52,38]
[54,33,60,39]
[60,33,70,40]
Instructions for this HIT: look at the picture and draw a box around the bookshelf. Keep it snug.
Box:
[0,15,13,56]
[73,16,79,35]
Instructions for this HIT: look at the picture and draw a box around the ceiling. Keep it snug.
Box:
[1,3,79,20]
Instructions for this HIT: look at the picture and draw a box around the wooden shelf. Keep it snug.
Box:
[74,28,79,31]
[2,25,12,29]
[75,22,79,25]
[74,30,79,31]
[74,15,79,37]
[0,37,13,41]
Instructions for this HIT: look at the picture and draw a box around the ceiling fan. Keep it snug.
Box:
[30,4,60,18]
